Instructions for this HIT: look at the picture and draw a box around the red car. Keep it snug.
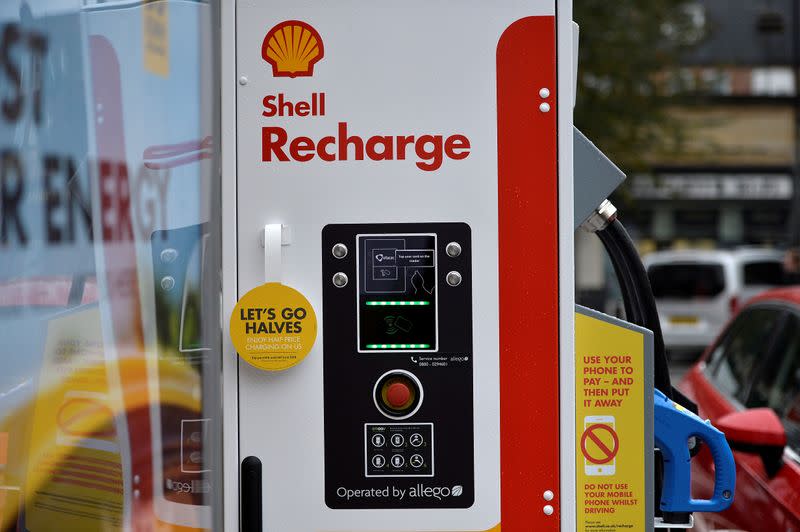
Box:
[680,286,800,531]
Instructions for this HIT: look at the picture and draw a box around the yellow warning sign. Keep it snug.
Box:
[143,1,169,77]
[576,310,647,532]
[230,283,317,371]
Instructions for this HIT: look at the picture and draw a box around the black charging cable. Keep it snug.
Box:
[585,200,700,408]
[597,217,672,397]
[584,200,698,530]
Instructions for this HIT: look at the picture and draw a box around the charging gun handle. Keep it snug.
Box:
[654,390,735,513]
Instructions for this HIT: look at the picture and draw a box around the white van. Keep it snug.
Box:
[644,248,789,352]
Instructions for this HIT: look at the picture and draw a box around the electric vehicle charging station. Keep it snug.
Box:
[0,0,743,530]
[220,1,736,531]
[224,1,573,530]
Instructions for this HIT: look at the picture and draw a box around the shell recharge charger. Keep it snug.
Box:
[223,0,575,532]
[224,1,575,530]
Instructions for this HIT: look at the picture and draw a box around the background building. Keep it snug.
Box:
[577,0,799,308]
[629,0,796,249]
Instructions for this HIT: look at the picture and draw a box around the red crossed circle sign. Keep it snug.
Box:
[581,423,619,464]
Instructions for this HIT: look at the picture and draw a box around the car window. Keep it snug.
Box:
[747,314,800,413]
[648,263,725,300]
[755,314,800,454]
[782,405,800,455]
[708,307,784,403]
[743,260,789,286]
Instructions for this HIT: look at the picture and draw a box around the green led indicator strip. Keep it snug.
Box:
[366,344,431,349]
[365,301,430,306]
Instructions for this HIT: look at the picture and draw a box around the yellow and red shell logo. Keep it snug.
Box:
[262,20,324,78]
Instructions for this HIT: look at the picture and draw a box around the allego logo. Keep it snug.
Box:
[335,484,466,501]
[262,20,324,78]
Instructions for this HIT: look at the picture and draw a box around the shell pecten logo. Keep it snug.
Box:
[262,20,324,78]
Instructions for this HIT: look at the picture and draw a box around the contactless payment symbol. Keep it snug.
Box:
[262,20,324,78]
[581,416,619,476]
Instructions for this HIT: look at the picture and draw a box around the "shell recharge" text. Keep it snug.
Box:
[261,92,472,171]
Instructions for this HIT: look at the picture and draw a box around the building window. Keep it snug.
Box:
[751,67,796,96]
[743,208,790,243]
[701,68,733,95]
[674,209,719,240]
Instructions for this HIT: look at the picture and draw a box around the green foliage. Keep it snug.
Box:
[574,0,702,173]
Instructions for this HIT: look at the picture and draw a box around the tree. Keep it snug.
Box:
[574,0,702,172]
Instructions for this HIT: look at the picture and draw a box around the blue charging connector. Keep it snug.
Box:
[654,389,736,513]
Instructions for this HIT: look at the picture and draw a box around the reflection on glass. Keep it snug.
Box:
[0,0,219,530]
[151,225,213,519]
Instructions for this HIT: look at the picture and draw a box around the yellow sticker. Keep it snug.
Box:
[576,311,646,532]
[230,283,317,371]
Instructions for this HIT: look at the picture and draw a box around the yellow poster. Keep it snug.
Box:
[576,310,648,532]
[24,307,125,531]
[143,1,170,77]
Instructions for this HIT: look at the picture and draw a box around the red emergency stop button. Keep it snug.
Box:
[386,382,412,408]
[375,371,423,419]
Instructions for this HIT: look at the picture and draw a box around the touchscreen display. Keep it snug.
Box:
[357,234,437,351]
